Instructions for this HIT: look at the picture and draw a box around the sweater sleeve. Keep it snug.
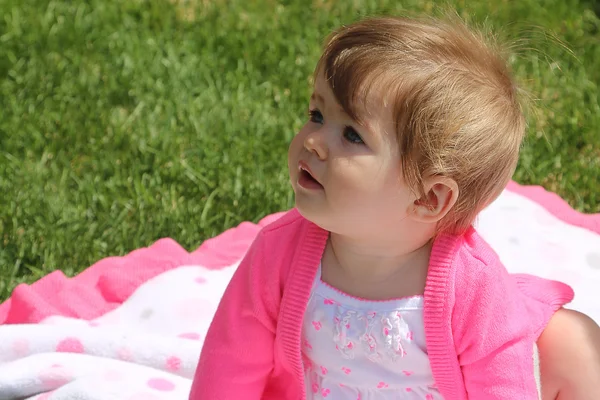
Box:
[452,254,550,399]
[189,230,278,400]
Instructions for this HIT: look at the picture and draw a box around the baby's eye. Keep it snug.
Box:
[343,127,364,145]
[308,109,324,124]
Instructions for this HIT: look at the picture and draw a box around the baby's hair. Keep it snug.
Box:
[316,15,526,235]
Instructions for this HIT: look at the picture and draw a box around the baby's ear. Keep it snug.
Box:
[409,176,459,223]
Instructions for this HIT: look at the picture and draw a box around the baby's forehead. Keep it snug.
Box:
[312,75,391,116]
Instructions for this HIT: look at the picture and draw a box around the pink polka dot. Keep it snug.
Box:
[195,277,207,284]
[117,347,134,362]
[166,356,182,372]
[177,332,201,340]
[176,297,211,320]
[39,365,72,388]
[56,337,84,353]
[12,338,30,356]
[103,369,123,381]
[128,393,161,400]
[147,377,176,391]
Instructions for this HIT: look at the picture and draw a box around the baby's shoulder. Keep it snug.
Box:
[451,228,509,284]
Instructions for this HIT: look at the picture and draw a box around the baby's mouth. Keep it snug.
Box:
[298,166,323,190]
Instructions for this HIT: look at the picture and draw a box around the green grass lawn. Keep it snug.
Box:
[0,0,599,299]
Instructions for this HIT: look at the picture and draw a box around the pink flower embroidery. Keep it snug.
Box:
[402,370,414,376]
[312,321,322,331]
[311,383,319,394]
[341,367,351,375]
[426,394,434,400]
[324,298,336,305]
[321,388,330,397]
[405,387,413,392]
[320,366,328,375]
[406,331,414,340]
[377,382,389,389]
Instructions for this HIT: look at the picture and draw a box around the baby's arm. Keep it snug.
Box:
[189,232,277,399]
[538,308,600,400]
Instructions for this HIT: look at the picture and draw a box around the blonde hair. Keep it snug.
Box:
[316,16,526,235]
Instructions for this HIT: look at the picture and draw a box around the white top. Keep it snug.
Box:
[302,265,443,399]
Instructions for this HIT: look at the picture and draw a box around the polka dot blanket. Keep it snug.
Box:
[0,181,598,399]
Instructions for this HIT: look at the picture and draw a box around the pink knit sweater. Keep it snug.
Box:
[190,209,574,399]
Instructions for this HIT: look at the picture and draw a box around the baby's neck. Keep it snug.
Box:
[321,231,433,299]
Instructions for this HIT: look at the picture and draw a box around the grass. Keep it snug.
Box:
[0,0,599,299]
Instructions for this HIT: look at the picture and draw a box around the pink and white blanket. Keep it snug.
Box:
[0,181,598,399]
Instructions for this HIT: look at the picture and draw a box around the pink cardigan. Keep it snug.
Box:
[190,209,574,399]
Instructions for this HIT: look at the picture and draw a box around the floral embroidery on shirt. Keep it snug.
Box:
[381,312,407,360]
[324,298,340,306]
[358,310,380,362]
[304,338,313,350]
[334,309,356,359]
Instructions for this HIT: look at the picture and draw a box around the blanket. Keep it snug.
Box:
[0,181,598,399]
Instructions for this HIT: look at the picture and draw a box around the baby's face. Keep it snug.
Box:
[288,72,417,237]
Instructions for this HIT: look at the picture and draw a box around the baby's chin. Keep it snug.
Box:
[293,198,332,229]
[293,202,358,237]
